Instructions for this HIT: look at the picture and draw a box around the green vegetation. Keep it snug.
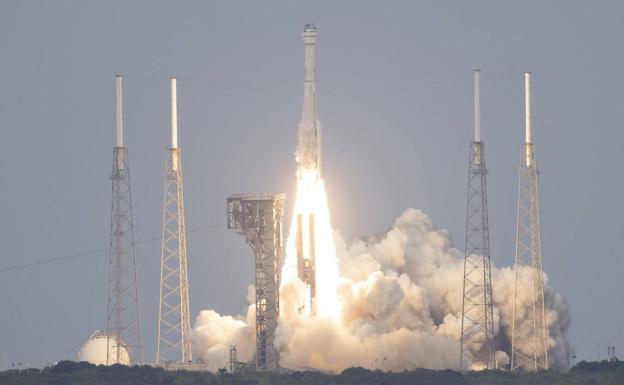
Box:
[0,360,622,385]
[464,361,624,385]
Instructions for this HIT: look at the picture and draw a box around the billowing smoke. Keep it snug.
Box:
[191,208,571,372]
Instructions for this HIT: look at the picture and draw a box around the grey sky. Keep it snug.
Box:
[0,0,622,367]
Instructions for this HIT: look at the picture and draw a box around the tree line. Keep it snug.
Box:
[0,360,622,385]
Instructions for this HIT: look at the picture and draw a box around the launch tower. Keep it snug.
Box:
[460,70,496,371]
[107,75,144,365]
[511,72,548,372]
[227,194,285,370]
[156,78,193,365]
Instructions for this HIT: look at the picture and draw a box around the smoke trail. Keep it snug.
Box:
[191,208,571,371]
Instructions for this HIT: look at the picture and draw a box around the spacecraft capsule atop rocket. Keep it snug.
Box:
[296,24,321,176]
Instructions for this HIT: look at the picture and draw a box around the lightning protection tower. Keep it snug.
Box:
[156,78,192,365]
[511,72,548,372]
[107,75,144,365]
[460,70,496,371]
[227,194,285,370]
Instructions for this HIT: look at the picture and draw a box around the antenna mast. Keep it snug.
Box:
[107,75,144,365]
[156,78,192,366]
[511,72,548,372]
[460,70,496,371]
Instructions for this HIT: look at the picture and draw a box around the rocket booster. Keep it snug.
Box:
[296,24,321,176]
[293,24,321,315]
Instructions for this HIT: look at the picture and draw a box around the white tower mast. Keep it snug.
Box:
[511,72,548,372]
[156,77,192,365]
[460,69,496,370]
[525,72,533,165]
[116,75,123,148]
[107,75,143,365]
[474,69,481,142]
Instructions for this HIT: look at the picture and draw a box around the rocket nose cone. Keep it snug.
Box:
[302,24,318,40]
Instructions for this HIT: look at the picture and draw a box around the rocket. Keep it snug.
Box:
[295,24,320,314]
[296,24,321,176]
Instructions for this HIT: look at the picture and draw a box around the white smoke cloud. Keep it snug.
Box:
[191,208,570,372]
[190,287,256,371]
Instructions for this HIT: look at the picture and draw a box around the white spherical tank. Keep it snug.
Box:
[77,330,131,365]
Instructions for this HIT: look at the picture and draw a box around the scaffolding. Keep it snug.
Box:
[460,70,496,371]
[460,142,496,370]
[156,78,192,365]
[227,194,285,370]
[511,73,548,372]
[106,76,143,365]
[156,147,192,364]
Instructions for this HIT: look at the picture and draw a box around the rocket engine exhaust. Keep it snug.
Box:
[296,213,317,314]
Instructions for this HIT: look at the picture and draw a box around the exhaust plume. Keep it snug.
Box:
[191,208,571,372]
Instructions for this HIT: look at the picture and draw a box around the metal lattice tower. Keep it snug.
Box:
[107,75,143,365]
[227,194,285,370]
[156,78,192,365]
[460,70,496,371]
[511,72,548,372]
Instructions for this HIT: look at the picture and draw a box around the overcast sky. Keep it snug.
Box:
[0,0,622,367]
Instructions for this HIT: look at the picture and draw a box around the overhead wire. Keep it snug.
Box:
[0,223,225,274]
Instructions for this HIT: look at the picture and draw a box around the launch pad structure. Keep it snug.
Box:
[460,70,496,371]
[511,72,548,372]
[156,78,193,365]
[107,75,144,365]
[227,194,285,370]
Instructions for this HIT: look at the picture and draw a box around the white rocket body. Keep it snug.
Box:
[296,24,321,177]
[292,24,323,316]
